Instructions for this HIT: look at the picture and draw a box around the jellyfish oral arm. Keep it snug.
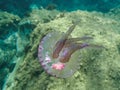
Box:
[52,39,66,58]
[59,42,103,63]
[79,43,104,49]
[59,43,80,63]
[52,23,77,59]
[66,36,93,43]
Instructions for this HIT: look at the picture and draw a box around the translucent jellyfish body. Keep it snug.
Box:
[38,31,81,78]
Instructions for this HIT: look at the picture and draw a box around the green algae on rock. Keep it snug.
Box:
[0,11,21,39]
[19,9,60,26]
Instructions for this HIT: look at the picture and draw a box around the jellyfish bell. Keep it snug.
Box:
[38,22,102,78]
[38,31,81,78]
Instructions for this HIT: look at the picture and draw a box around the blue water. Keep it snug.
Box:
[0,0,120,17]
[0,0,120,90]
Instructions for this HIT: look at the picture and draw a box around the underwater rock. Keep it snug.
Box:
[3,9,120,90]
[108,5,120,21]
[0,11,34,90]
[19,9,60,26]
[0,12,20,26]
[0,11,21,89]
[0,11,21,39]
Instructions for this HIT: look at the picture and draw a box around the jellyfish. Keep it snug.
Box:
[38,23,102,78]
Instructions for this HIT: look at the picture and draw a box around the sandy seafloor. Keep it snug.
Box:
[0,5,120,90]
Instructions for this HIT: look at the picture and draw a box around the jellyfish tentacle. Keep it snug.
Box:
[59,42,103,63]
[79,43,104,49]
[59,42,81,63]
[63,23,77,39]
[52,23,77,59]
[65,36,93,45]
[67,36,93,42]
